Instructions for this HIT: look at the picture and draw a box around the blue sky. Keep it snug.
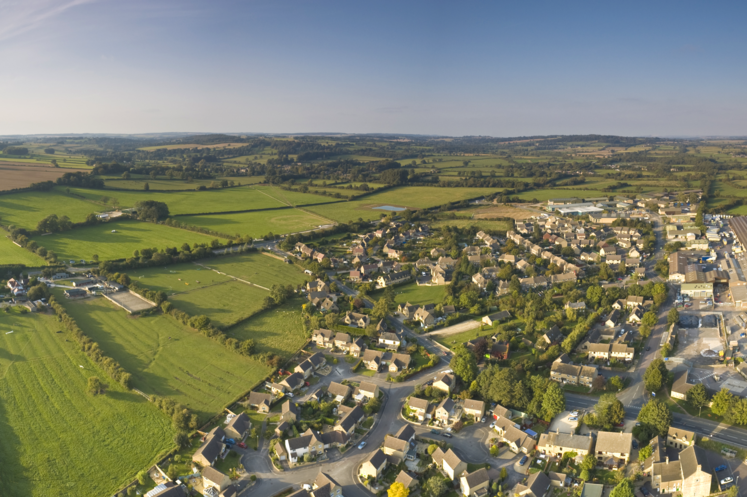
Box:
[1,0,746,136]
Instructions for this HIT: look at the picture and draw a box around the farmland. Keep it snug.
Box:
[171,281,268,328]
[179,209,330,238]
[200,251,311,288]
[0,189,100,230]
[225,298,308,359]
[0,236,46,266]
[58,294,273,420]
[430,219,513,231]
[30,220,219,261]
[0,311,174,497]
[0,164,90,191]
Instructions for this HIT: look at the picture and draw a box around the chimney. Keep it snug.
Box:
[557,428,560,434]
[666,456,669,464]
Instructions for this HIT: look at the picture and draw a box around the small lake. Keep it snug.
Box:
[373,205,406,212]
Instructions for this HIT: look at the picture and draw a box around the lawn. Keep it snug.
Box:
[433,325,493,349]
[225,298,308,359]
[0,189,101,230]
[390,282,447,306]
[430,219,513,231]
[30,219,219,261]
[0,311,174,497]
[57,293,273,420]
[171,281,269,328]
[126,262,234,293]
[202,251,311,288]
[178,209,330,238]
[0,235,47,266]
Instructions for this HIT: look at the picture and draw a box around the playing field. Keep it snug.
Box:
[390,282,447,306]
[225,298,308,359]
[170,281,268,328]
[178,209,330,238]
[0,236,47,266]
[0,311,174,497]
[30,220,219,261]
[200,251,311,288]
[58,295,273,420]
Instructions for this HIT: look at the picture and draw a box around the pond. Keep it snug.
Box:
[373,205,406,212]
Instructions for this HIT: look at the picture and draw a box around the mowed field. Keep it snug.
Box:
[178,209,330,238]
[0,312,174,497]
[225,298,307,359]
[391,282,446,306]
[58,295,272,420]
[31,220,219,261]
[0,235,46,266]
[200,251,311,288]
[0,190,100,229]
[0,164,90,191]
[430,219,513,231]
[171,281,268,328]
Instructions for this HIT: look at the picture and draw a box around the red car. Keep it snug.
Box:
[304,381,310,387]
[237,442,247,449]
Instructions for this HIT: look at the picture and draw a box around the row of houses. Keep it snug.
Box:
[537,430,633,469]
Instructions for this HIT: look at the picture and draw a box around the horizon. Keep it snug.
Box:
[2,0,746,136]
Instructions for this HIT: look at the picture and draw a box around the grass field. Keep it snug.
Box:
[0,311,174,497]
[58,294,273,420]
[225,298,307,359]
[0,189,100,229]
[127,262,234,292]
[515,189,613,202]
[171,281,268,328]
[201,252,311,288]
[104,176,267,191]
[31,220,219,261]
[178,209,330,238]
[390,282,446,306]
[0,236,47,266]
[430,219,513,231]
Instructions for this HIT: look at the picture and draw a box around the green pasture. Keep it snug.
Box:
[58,294,272,420]
[170,281,269,328]
[31,220,218,261]
[225,298,308,359]
[514,189,613,202]
[178,209,330,238]
[0,312,174,497]
[103,178,250,190]
[127,262,233,292]
[430,219,513,231]
[201,251,310,288]
[0,190,100,230]
[252,185,343,207]
[0,236,47,266]
[391,282,447,306]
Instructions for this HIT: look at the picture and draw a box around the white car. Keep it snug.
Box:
[489,422,495,429]
[303,484,312,491]
[570,411,579,416]
[721,477,733,485]
[358,441,367,450]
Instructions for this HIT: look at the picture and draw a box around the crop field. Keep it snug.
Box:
[225,298,307,359]
[170,281,268,328]
[0,236,46,266]
[201,252,311,288]
[0,164,90,191]
[31,220,218,261]
[0,311,174,497]
[179,209,330,238]
[58,294,273,420]
[0,190,100,229]
[0,151,90,169]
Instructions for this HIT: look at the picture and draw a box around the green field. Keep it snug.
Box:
[170,281,268,328]
[390,282,446,306]
[225,298,308,359]
[200,252,311,288]
[127,262,234,293]
[515,189,613,202]
[178,209,331,238]
[0,190,100,230]
[31,220,219,261]
[58,294,273,420]
[0,236,46,266]
[0,312,174,497]
[430,219,513,231]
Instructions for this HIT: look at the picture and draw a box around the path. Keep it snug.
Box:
[424,319,481,336]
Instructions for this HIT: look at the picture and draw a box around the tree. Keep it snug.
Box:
[541,381,565,421]
[174,431,189,448]
[136,470,147,485]
[427,444,439,455]
[500,466,508,480]
[423,476,447,497]
[596,394,625,430]
[639,324,652,339]
[667,308,679,325]
[727,484,739,497]
[638,445,653,463]
[711,388,734,416]
[450,345,478,385]
[586,286,603,306]
[609,479,635,497]
[134,200,169,221]
[371,297,391,321]
[144,182,150,191]
[608,376,625,392]
[87,376,104,395]
[642,311,658,327]
[687,383,710,412]
[637,399,672,436]
[580,453,596,471]
[579,469,591,481]
[388,482,410,497]
[643,359,666,392]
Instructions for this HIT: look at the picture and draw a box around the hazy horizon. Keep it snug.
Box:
[2,0,746,136]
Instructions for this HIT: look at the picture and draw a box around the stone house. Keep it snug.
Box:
[537,432,594,462]
[407,397,430,421]
[435,397,462,426]
[595,431,632,467]
[460,468,490,497]
[462,399,485,421]
[431,447,467,481]
[359,449,388,479]
[432,372,455,393]
[193,427,226,467]
[224,413,251,441]
[202,467,232,493]
[327,381,351,403]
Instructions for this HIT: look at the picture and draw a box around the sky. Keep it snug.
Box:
[1,0,746,137]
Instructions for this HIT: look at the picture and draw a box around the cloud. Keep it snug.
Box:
[0,0,95,42]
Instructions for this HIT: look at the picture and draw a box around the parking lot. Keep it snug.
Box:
[547,410,581,434]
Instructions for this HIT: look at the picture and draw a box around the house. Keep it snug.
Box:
[285,429,348,464]
[394,471,418,491]
[650,445,711,497]
[414,307,436,327]
[387,353,412,372]
[308,279,329,293]
[492,404,512,420]
[64,288,88,299]
[312,329,335,348]
[295,361,314,379]
[460,468,490,497]
[398,302,418,319]
[334,405,365,435]
[344,312,370,328]
[435,397,462,426]
[307,352,326,370]
[349,337,365,357]
[667,427,696,449]
[377,270,410,287]
[490,340,510,360]
[431,448,467,481]
[627,308,643,324]
[334,332,352,350]
[361,349,384,371]
[319,298,339,313]
[407,397,430,421]
[327,381,352,403]
[463,399,485,421]
[247,392,274,413]
[493,419,536,454]
[193,427,226,467]
[378,331,402,350]
[281,373,305,392]
[586,343,635,362]
[472,273,488,289]
[281,400,299,423]
[550,355,598,387]
[605,309,621,328]
[224,412,251,440]
[565,301,586,313]
[313,472,343,497]
[275,421,291,438]
[354,381,379,401]
[542,325,564,347]
[349,270,362,282]
[595,431,632,467]
[202,467,232,493]
[482,311,511,326]
[433,372,456,393]
[360,449,388,479]
[538,432,594,461]
[512,471,551,497]
[431,247,446,258]
[382,431,413,462]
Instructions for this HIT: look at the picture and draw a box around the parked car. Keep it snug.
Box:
[481,417,487,423]
[489,422,495,429]
[646,346,651,351]
[225,438,235,444]
[442,432,453,438]
[632,440,638,449]
[570,411,579,416]
[237,442,247,449]
[358,441,367,450]
[715,465,728,472]
[641,486,649,496]
[519,455,528,466]
[430,429,441,435]
[569,417,578,421]
[721,477,733,485]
